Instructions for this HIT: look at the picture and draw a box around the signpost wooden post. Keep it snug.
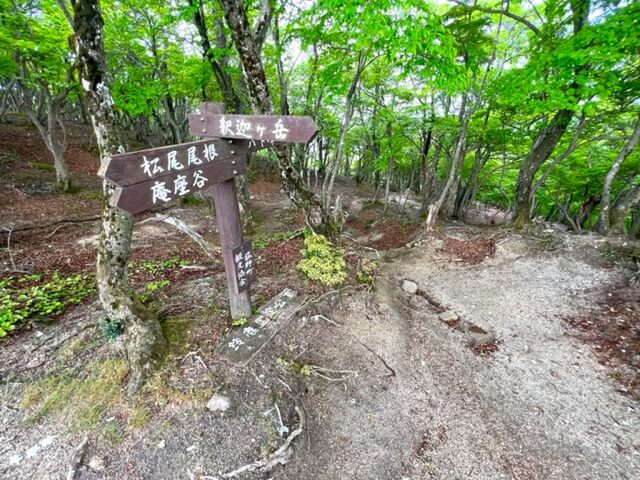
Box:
[102,102,319,323]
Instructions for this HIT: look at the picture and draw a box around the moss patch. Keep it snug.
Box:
[21,358,129,431]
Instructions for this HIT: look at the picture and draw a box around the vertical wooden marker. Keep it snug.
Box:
[210,178,252,319]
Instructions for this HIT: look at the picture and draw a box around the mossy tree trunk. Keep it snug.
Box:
[72,0,166,396]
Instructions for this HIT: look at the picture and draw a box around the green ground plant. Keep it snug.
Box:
[0,273,95,337]
[252,230,297,249]
[297,234,346,287]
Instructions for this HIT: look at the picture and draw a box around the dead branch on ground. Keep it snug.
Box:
[218,406,305,478]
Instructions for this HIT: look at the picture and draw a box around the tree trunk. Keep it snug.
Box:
[191,0,243,113]
[218,0,339,240]
[512,109,574,227]
[597,113,640,235]
[25,88,72,192]
[72,0,166,396]
[323,51,365,209]
[629,210,640,239]
[425,94,470,229]
[608,186,640,236]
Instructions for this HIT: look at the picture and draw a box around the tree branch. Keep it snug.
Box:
[448,0,541,36]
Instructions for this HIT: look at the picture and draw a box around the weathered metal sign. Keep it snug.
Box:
[109,155,247,214]
[100,138,247,187]
[188,113,319,144]
[232,240,257,292]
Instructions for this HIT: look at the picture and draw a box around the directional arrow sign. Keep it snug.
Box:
[99,138,247,187]
[188,113,319,144]
[109,154,247,214]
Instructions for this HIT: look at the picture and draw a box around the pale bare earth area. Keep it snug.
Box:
[282,232,640,479]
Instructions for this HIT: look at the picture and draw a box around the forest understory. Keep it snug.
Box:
[1,120,639,479]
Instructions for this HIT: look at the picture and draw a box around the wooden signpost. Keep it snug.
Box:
[101,103,318,326]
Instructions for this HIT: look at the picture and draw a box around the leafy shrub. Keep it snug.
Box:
[0,273,95,337]
[297,234,346,287]
[357,259,378,284]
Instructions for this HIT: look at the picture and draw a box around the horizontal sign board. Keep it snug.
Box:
[109,155,247,214]
[218,288,305,366]
[188,114,319,144]
[100,138,247,187]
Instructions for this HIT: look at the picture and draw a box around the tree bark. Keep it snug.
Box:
[597,113,640,235]
[425,93,470,229]
[323,51,365,209]
[72,0,166,396]
[191,0,243,114]
[218,0,339,240]
[608,186,640,236]
[512,0,590,227]
[512,108,574,226]
[22,84,73,192]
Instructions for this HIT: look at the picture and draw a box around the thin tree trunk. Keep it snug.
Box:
[597,113,640,235]
[218,0,339,240]
[24,87,73,192]
[425,94,470,228]
[323,51,366,209]
[72,0,166,396]
[383,153,394,215]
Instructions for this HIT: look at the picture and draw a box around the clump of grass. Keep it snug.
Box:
[21,358,128,430]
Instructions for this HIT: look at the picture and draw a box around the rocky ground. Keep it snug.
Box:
[1,119,639,479]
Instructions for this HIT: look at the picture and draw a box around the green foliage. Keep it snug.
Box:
[356,259,378,284]
[99,317,125,342]
[231,317,248,327]
[252,230,297,249]
[137,279,171,304]
[0,273,95,337]
[276,357,311,376]
[297,234,346,287]
[128,258,190,275]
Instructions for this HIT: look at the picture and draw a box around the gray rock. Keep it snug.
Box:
[207,394,231,412]
[465,323,495,348]
[438,310,458,323]
[401,280,418,295]
[88,456,105,472]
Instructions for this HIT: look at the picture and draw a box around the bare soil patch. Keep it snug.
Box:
[564,281,640,401]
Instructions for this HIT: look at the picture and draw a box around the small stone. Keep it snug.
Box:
[88,456,105,472]
[438,310,458,323]
[207,394,231,412]
[402,280,418,295]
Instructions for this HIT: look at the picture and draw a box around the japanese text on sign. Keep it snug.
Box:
[232,240,257,292]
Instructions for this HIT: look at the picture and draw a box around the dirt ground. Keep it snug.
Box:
[1,121,639,479]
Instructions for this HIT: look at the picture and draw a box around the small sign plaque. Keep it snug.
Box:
[218,288,304,367]
[231,240,257,292]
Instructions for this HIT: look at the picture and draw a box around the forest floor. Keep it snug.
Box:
[1,119,639,480]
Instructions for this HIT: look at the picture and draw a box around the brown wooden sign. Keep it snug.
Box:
[101,103,320,323]
[218,288,305,367]
[188,113,319,144]
[100,138,247,187]
[109,155,247,214]
[231,240,257,292]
